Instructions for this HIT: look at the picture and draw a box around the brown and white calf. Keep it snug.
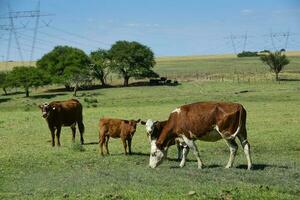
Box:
[99,118,140,155]
[142,119,189,167]
[149,102,252,170]
[39,99,85,147]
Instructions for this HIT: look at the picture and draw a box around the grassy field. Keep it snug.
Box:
[0,55,300,199]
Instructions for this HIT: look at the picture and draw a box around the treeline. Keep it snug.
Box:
[0,40,158,97]
[237,49,286,57]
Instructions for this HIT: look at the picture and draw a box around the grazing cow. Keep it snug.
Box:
[141,119,189,167]
[99,118,141,155]
[149,102,252,170]
[39,99,84,146]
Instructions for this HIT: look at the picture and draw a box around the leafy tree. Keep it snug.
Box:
[90,49,111,86]
[260,51,290,81]
[64,65,92,96]
[0,71,9,95]
[109,41,158,86]
[7,66,51,97]
[36,46,91,90]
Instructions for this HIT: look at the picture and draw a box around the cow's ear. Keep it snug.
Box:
[136,119,141,123]
[38,104,43,110]
[140,121,146,125]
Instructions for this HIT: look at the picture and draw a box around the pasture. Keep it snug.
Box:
[0,55,300,199]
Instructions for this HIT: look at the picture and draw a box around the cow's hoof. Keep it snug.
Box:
[225,165,232,169]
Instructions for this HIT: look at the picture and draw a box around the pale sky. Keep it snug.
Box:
[0,0,299,61]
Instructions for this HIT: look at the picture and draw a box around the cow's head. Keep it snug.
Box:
[38,103,56,119]
[142,119,167,168]
[149,140,166,168]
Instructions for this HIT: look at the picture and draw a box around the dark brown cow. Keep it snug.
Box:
[39,99,84,147]
[149,102,252,170]
[99,118,140,155]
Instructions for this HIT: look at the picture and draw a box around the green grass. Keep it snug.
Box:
[1,55,300,199]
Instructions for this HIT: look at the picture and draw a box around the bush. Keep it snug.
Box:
[237,51,258,57]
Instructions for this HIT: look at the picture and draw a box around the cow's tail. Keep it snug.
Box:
[227,105,244,140]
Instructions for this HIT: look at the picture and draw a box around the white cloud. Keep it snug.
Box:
[241,9,254,16]
[125,23,160,28]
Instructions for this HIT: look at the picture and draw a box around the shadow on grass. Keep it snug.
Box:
[29,93,67,99]
[83,142,99,145]
[279,78,300,82]
[236,164,288,170]
[0,97,10,103]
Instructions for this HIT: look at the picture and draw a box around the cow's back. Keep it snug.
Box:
[49,99,83,126]
[99,118,123,138]
[168,102,244,138]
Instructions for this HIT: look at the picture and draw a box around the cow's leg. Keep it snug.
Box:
[71,124,76,143]
[127,137,132,155]
[121,138,128,155]
[225,139,238,168]
[237,134,252,170]
[56,126,61,147]
[78,122,85,145]
[179,145,189,168]
[50,128,55,147]
[176,143,183,161]
[105,136,110,155]
[182,135,203,169]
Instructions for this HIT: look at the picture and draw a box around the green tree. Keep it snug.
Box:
[260,51,290,81]
[109,41,158,86]
[36,46,91,90]
[7,66,51,97]
[90,49,111,86]
[0,71,9,95]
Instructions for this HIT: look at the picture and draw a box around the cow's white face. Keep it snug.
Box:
[145,119,154,134]
[39,103,55,119]
[149,140,166,168]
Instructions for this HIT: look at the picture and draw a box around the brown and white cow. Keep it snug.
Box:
[99,118,140,155]
[142,119,189,167]
[39,99,85,147]
[149,102,252,170]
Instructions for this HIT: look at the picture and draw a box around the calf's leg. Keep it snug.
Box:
[127,138,132,155]
[99,132,106,156]
[121,138,128,155]
[105,136,110,155]
[225,139,238,168]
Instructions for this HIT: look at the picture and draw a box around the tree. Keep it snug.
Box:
[0,71,9,95]
[109,41,158,86]
[36,46,91,90]
[64,65,92,96]
[7,66,51,97]
[260,51,290,81]
[90,49,111,86]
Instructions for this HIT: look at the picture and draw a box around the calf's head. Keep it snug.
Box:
[38,103,56,119]
[127,119,141,134]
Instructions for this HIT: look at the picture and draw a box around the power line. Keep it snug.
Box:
[47,25,111,47]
